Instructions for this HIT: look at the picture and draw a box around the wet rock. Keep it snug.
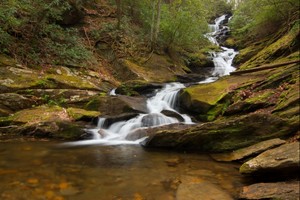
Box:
[102,113,139,128]
[211,138,286,162]
[161,177,181,190]
[176,177,233,200]
[161,110,185,122]
[126,123,191,141]
[142,113,295,152]
[239,142,300,176]
[239,182,300,200]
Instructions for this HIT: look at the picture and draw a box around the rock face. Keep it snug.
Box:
[211,138,286,162]
[239,142,300,175]
[142,113,294,152]
[239,182,300,200]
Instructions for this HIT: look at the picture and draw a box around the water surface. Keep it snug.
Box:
[0,140,245,200]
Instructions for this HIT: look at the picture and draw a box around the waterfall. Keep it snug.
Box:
[65,83,193,146]
[64,15,236,146]
[206,14,238,77]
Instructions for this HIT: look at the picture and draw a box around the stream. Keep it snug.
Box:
[0,15,243,200]
[65,15,238,146]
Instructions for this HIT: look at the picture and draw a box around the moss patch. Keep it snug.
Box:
[67,107,100,121]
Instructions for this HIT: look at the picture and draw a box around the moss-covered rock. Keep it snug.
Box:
[238,25,299,69]
[180,79,231,114]
[142,113,296,152]
[66,107,100,121]
[3,105,94,140]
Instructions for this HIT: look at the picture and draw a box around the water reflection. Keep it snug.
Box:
[0,141,245,199]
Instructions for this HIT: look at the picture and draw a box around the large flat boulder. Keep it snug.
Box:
[239,182,300,200]
[142,113,295,152]
[239,142,300,175]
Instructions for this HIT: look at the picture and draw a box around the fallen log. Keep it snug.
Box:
[230,60,300,75]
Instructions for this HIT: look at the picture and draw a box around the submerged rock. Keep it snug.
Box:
[176,177,233,200]
[239,142,300,176]
[211,138,286,162]
[239,182,300,200]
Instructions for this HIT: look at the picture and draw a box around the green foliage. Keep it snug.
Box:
[159,0,208,49]
[230,0,300,43]
[0,0,94,66]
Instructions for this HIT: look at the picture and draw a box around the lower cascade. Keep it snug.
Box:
[66,14,238,146]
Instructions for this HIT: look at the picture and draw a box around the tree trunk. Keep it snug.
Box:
[116,0,121,29]
[153,0,162,48]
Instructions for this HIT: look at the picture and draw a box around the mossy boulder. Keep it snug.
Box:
[3,105,96,140]
[66,108,100,121]
[142,113,295,152]
[180,79,231,114]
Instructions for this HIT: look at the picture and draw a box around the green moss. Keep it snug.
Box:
[11,105,65,124]
[246,90,275,103]
[67,107,100,121]
[239,25,299,69]
[0,117,12,127]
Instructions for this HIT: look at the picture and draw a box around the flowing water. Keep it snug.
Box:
[0,15,242,200]
[67,14,238,146]
[0,140,245,200]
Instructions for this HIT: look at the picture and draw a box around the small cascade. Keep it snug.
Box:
[66,83,193,146]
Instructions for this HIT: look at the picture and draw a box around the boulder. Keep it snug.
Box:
[239,142,300,176]
[211,138,286,162]
[142,113,295,152]
[179,78,231,114]
[239,182,300,200]
[101,113,139,128]
[161,110,185,122]
[85,95,148,115]
[4,105,93,140]
[66,108,100,121]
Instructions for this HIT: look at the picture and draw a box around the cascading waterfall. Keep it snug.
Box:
[206,15,238,77]
[66,83,193,146]
[65,14,237,146]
